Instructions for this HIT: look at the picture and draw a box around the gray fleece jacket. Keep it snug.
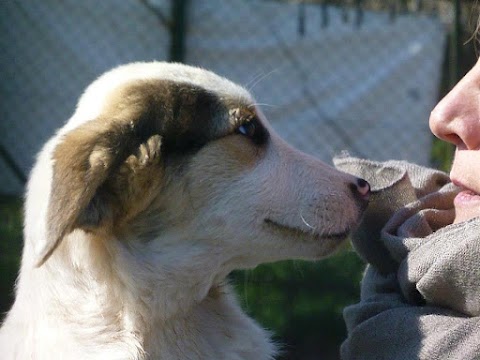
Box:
[334,156,480,360]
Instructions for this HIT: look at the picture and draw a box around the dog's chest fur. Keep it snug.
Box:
[1,271,275,360]
[145,286,275,359]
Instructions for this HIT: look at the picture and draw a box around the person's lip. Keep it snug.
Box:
[451,179,480,206]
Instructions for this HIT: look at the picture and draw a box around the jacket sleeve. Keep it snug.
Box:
[341,266,480,360]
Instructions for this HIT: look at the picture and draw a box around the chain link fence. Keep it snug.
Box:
[1,0,450,195]
[1,0,172,193]
[185,0,445,166]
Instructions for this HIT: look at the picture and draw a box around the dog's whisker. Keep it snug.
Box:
[248,103,277,109]
[300,213,316,231]
[243,71,268,90]
[245,67,281,92]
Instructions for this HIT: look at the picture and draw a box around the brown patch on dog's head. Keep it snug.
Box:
[37,79,256,267]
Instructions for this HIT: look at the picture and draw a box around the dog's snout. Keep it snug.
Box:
[350,177,370,200]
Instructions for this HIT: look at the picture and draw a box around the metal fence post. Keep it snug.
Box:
[450,0,461,87]
[170,0,189,62]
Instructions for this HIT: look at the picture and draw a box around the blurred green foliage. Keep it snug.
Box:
[231,250,364,359]
[0,196,23,315]
[431,136,455,173]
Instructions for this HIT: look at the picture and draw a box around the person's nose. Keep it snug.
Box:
[429,61,480,150]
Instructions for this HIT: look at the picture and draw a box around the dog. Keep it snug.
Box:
[0,62,369,359]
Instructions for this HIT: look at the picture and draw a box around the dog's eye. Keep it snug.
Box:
[234,117,269,145]
[236,121,257,138]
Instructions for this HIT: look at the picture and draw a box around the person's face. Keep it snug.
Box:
[430,58,480,224]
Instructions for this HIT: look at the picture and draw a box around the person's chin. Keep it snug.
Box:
[453,190,480,224]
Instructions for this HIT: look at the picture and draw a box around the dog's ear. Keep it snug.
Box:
[35,79,227,267]
[36,115,164,267]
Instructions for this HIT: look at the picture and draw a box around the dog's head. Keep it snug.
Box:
[27,62,368,272]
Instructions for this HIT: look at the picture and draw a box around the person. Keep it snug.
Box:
[334,26,480,359]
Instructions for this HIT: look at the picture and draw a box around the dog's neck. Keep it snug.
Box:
[4,232,274,359]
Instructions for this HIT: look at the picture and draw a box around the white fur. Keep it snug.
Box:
[0,62,367,359]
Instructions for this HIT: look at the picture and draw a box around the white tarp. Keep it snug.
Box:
[0,0,446,194]
[186,0,446,164]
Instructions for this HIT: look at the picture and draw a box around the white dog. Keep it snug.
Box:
[0,62,369,359]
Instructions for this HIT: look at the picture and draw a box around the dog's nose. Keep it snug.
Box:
[351,177,370,200]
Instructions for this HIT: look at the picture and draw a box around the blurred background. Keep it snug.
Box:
[0,0,478,359]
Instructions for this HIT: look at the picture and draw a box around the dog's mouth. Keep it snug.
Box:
[263,218,350,241]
